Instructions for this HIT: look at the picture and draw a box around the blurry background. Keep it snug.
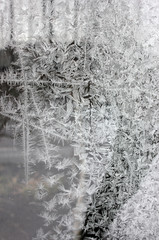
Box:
[0,0,159,52]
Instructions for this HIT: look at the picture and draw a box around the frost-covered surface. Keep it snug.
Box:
[1,0,159,48]
[1,1,159,240]
[106,153,159,240]
[133,0,159,55]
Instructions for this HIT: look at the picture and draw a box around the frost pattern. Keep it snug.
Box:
[1,0,159,240]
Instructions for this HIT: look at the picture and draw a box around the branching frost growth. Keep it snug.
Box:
[0,0,159,240]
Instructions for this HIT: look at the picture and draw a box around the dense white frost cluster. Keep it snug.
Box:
[1,0,159,240]
[107,153,159,240]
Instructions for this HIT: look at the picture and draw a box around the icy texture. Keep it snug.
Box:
[0,1,159,240]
